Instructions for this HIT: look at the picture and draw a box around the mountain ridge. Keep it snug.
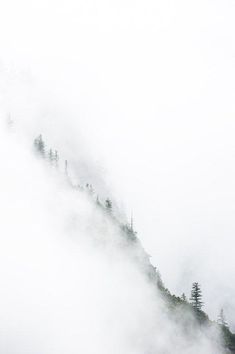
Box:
[33,133,235,353]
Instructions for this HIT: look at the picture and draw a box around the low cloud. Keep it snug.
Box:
[0,108,226,353]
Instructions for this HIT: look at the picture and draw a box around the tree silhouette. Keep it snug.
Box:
[190,282,203,310]
[218,309,229,328]
[48,148,53,163]
[105,199,112,212]
[34,134,45,157]
[65,160,68,176]
[54,150,59,167]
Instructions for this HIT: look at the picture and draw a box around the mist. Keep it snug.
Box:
[0,0,235,350]
[0,120,225,354]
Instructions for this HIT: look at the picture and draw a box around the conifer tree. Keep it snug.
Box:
[38,135,45,156]
[33,136,39,151]
[65,160,68,176]
[54,150,59,167]
[34,134,45,157]
[190,282,203,310]
[86,184,94,195]
[96,196,101,206]
[48,149,53,163]
[218,309,229,328]
[105,199,112,212]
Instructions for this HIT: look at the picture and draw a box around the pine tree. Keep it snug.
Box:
[86,184,94,196]
[190,282,203,310]
[105,199,112,212]
[65,160,68,176]
[218,309,229,328]
[96,196,101,206]
[54,150,59,167]
[181,293,187,302]
[48,149,53,163]
[38,135,45,156]
[34,134,45,157]
[34,136,39,150]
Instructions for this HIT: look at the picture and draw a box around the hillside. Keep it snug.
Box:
[33,133,235,353]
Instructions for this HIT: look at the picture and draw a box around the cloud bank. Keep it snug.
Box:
[0,0,235,348]
[0,119,226,354]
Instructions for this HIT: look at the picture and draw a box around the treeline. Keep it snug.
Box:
[33,134,135,235]
[183,282,230,329]
[33,134,235,351]
[34,134,59,167]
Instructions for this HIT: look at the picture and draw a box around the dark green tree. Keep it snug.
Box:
[190,282,203,310]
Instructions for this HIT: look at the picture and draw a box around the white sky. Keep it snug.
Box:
[0,0,235,328]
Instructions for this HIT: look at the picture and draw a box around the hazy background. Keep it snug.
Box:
[0,122,224,354]
[0,0,235,330]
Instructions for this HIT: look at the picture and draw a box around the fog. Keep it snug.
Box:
[0,0,235,349]
[0,119,225,354]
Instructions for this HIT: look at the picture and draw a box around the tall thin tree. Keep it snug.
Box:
[217,309,229,328]
[190,282,203,311]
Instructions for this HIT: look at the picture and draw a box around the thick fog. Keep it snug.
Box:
[0,119,225,354]
[0,0,235,348]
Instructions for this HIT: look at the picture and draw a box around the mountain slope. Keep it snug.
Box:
[0,128,234,354]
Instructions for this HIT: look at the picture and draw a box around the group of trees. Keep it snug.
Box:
[34,135,46,156]
[34,135,59,166]
[33,135,75,177]
[181,282,229,328]
[33,134,231,333]
[34,135,115,214]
